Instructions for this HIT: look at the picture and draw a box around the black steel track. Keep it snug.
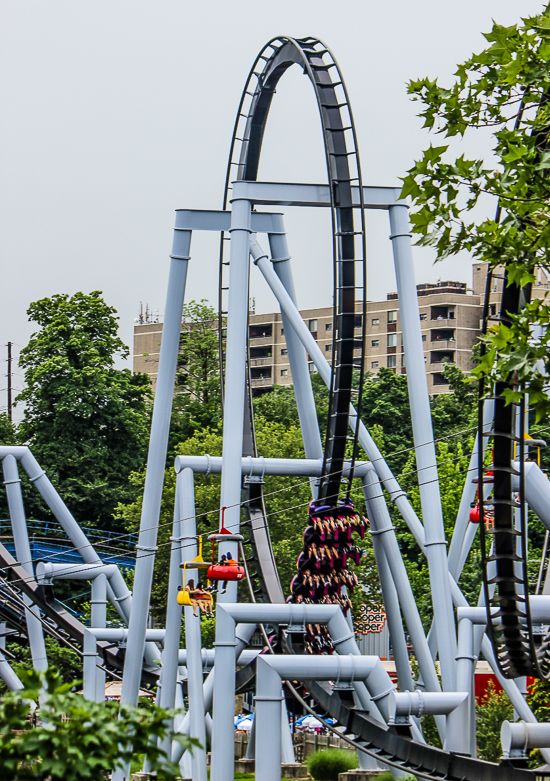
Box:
[478,269,550,680]
[0,542,159,687]
[219,35,367,508]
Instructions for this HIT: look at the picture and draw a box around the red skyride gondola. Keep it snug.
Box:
[206,518,245,583]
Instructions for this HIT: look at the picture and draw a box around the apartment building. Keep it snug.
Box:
[133,263,550,396]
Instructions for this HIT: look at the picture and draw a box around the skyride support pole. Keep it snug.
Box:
[388,204,457,702]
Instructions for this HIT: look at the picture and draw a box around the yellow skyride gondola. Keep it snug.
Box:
[177,536,213,612]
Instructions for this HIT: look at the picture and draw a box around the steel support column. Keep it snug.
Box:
[219,191,252,602]
[389,204,457,699]
[120,228,190,711]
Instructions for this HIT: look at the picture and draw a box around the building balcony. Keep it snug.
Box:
[430,361,455,372]
[429,339,456,348]
[248,335,274,346]
[250,377,274,387]
[250,358,272,367]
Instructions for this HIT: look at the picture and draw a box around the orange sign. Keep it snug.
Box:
[356,605,387,634]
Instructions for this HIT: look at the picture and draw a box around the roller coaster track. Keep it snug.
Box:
[218,35,368,603]
[0,541,159,687]
[222,37,546,779]
[478,269,550,680]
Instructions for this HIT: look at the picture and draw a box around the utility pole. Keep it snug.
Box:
[7,342,12,422]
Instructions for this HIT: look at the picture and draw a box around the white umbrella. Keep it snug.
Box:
[296,715,324,729]
[235,715,254,731]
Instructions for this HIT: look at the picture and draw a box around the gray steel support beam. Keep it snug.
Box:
[389,204,457,700]
[262,226,323,463]
[174,208,283,234]
[16,448,143,653]
[179,468,207,781]
[170,622,257,764]
[253,246,426,546]
[177,648,260,666]
[0,649,24,691]
[230,181,401,209]
[361,471,445,741]
[158,469,186,758]
[363,477,414,693]
[218,193,252,602]
[456,617,475,756]
[175,454,373,478]
[83,629,98,702]
[447,401,494,579]
[91,573,107,702]
[210,604,392,781]
[120,227,190,715]
[255,657,284,781]
[2,454,47,672]
[254,655,388,781]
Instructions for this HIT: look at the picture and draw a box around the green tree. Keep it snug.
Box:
[476,680,514,763]
[359,368,413,474]
[17,291,151,531]
[402,5,550,419]
[168,301,223,456]
[527,677,550,766]
[0,668,198,781]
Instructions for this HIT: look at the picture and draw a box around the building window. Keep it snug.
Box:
[422,335,426,342]
[371,361,379,369]
[387,310,398,324]
[325,344,332,352]
[281,327,285,335]
[354,314,363,328]
[387,355,397,368]
[387,333,397,347]
[280,369,288,376]
[281,348,288,355]
[372,318,379,326]
[371,339,379,347]
[309,319,318,332]
[420,313,427,321]
[325,322,333,330]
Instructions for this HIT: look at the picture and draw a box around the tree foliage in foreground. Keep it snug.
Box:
[0,668,198,781]
[402,5,550,418]
[16,291,151,531]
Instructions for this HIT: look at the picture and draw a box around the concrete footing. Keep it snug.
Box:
[233,759,308,777]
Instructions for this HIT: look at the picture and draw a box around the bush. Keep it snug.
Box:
[306,748,358,781]
[0,668,199,781]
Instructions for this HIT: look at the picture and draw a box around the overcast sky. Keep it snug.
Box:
[0,0,544,416]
